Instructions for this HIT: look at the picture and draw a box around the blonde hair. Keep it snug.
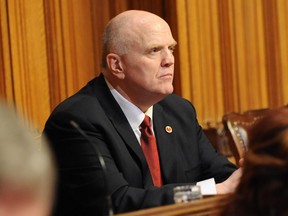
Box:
[0,101,56,199]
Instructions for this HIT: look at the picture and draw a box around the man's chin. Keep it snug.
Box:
[157,87,174,98]
[163,86,174,95]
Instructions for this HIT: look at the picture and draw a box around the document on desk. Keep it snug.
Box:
[196,178,217,195]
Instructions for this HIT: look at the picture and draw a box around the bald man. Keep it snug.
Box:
[44,10,240,215]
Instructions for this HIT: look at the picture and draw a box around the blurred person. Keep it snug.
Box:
[43,10,241,215]
[0,101,56,216]
[218,108,288,216]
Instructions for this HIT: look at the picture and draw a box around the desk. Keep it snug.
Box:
[116,195,228,216]
[228,156,236,165]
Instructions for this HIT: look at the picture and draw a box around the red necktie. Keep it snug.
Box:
[140,115,162,187]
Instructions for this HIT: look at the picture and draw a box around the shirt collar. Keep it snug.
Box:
[105,78,153,130]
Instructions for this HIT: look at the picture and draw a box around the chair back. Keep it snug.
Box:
[222,108,272,164]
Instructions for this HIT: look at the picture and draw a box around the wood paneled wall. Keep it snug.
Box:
[1,0,287,131]
[1,0,50,131]
[176,0,288,126]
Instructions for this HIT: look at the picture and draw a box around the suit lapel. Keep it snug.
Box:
[108,117,153,188]
[90,75,153,187]
[153,104,178,183]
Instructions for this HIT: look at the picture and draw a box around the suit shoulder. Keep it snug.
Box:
[50,77,104,114]
[159,94,194,109]
[156,94,197,117]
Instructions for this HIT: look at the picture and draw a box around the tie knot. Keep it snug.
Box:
[141,115,151,129]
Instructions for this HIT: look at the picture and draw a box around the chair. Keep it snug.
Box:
[203,126,233,157]
[222,108,272,165]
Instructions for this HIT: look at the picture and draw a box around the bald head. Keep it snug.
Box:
[101,10,172,69]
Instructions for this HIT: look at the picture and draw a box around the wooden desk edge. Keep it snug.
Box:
[116,195,228,216]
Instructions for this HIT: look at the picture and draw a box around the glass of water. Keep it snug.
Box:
[173,185,202,203]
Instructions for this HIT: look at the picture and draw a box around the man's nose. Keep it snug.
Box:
[161,49,174,67]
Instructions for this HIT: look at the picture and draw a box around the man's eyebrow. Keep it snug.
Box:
[144,42,177,53]
[149,42,177,49]
[144,45,162,52]
[170,41,178,47]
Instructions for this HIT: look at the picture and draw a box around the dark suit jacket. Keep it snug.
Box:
[44,74,237,215]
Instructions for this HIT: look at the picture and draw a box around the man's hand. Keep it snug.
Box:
[216,158,244,194]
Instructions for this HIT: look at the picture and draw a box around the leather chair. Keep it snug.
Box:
[222,108,272,165]
[203,127,232,157]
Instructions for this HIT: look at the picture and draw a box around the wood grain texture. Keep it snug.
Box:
[0,0,287,130]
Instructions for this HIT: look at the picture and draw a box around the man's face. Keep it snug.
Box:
[120,18,177,105]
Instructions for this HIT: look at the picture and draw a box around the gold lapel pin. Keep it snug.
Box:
[165,126,172,133]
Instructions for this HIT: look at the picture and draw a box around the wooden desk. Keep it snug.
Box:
[116,195,227,216]
[228,156,236,165]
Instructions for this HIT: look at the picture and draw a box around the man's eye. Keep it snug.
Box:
[169,47,175,53]
[151,48,159,53]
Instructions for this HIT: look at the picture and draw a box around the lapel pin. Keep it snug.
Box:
[165,126,172,133]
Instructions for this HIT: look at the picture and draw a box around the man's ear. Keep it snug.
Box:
[106,53,125,79]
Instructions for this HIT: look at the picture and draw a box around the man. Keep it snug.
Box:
[0,101,56,216]
[44,10,241,215]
